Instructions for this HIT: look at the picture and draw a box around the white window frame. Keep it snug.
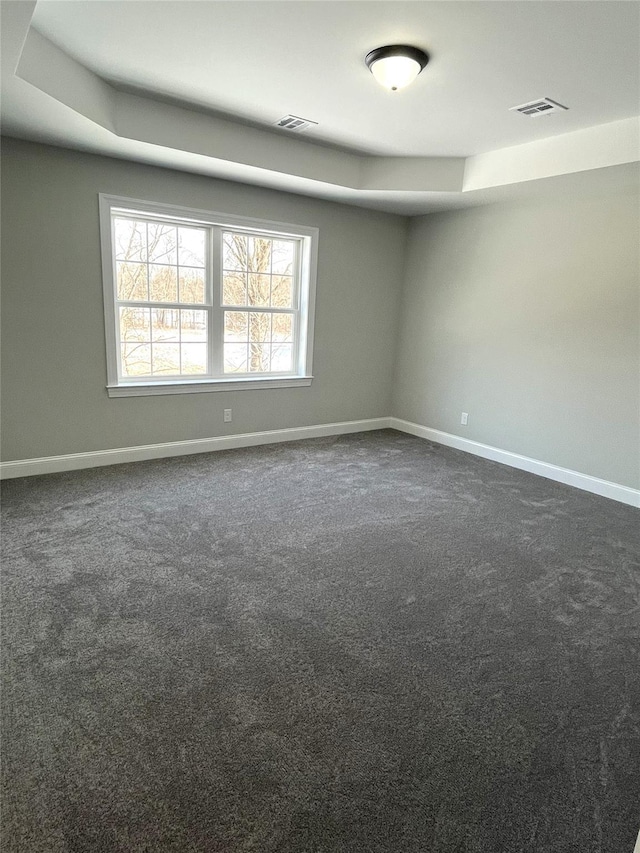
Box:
[99,194,318,397]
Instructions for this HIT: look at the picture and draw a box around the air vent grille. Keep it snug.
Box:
[274,115,318,132]
[510,97,568,117]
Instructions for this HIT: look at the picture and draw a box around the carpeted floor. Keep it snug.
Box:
[2,429,639,853]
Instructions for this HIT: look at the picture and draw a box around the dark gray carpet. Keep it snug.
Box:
[2,429,639,853]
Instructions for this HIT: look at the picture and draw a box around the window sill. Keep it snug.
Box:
[107,376,313,398]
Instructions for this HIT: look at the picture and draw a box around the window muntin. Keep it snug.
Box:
[100,196,317,394]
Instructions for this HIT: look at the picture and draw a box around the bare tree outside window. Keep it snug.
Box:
[222,232,295,374]
[115,219,207,376]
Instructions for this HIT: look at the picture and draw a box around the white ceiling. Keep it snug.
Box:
[29,0,640,157]
[2,0,639,214]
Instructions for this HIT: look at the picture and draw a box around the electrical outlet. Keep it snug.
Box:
[223,408,232,423]
[460,412,469,425]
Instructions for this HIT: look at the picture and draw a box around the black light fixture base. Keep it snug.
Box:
[364,44,430,73]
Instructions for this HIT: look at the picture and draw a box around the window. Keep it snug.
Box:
[99,195,318,397]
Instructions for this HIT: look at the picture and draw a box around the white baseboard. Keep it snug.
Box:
[2,416,637,509]
[0,418,392,480]
[389,418,640,509]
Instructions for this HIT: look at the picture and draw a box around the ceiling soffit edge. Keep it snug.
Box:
[12,18,640,201]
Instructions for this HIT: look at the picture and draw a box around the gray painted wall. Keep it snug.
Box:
[393,175,640,489]
[0,138,406,460]
[2,140,638,491]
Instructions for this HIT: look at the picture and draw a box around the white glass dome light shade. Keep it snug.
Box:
[365,45,430,92]
[370,55,421,91]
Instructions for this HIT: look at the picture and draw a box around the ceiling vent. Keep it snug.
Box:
[274,115,318,132]
[510,97,568,117]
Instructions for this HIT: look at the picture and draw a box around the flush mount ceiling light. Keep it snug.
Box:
[365,44,429,91]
